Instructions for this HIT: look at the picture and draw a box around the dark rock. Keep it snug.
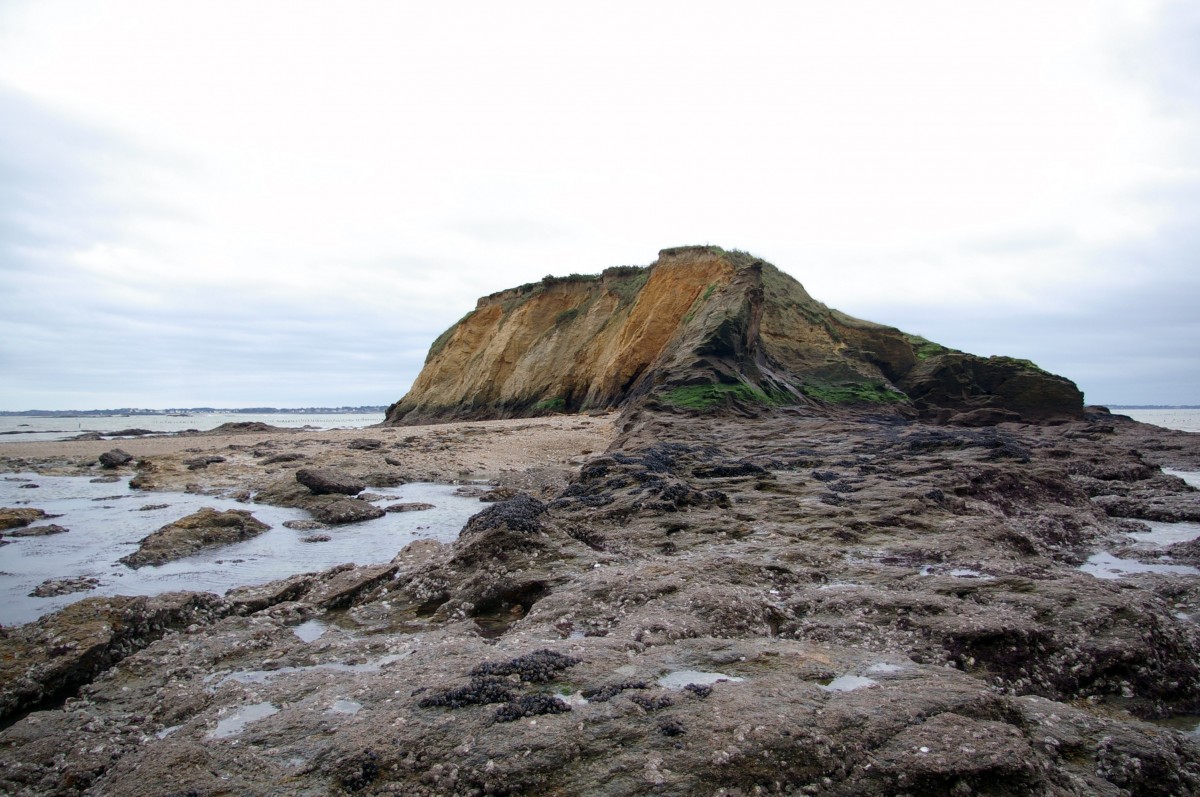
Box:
[0,507,47,530]
[309,498,385,525]
[258,452,305,465]
[581,680,649,703]
[301,534,331,543]
[183,455,226,470]
[464,495,547,534]
[29,576,99,597]
[659,719,686,736]
[283,519,329,531]
[8,523,68,537]
[493,693,571,723]
[98,448,134,468]
[630,693,674,711]
[207,422,283,434]
[119,508,271,568]
[0,592,224,724]
[346,438,382,450]
[417,677,515,709]
[470,649,581,683]
[384,502,434,513]
[295,468,365,496]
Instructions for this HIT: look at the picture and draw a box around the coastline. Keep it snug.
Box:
[0,414,618,493]
[2,407,1200,794]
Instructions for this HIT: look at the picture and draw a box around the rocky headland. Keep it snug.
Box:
[0,247,1198,796]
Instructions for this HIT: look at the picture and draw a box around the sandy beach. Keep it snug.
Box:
[0,414,618,495]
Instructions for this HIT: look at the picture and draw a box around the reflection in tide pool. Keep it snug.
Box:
[1125,520,1200,547]
[0,473,481,626]
[1080,551,1200,580]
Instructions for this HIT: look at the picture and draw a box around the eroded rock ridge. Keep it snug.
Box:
[386,245,1083,425]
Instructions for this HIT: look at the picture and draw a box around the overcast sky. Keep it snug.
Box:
[1,1,1197,410]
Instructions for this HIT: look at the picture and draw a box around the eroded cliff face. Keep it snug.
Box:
[386,246,1083,425]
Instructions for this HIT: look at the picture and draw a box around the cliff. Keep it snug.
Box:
[385,246,1083,425]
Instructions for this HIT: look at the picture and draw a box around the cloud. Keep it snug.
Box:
[0,2,1198,409]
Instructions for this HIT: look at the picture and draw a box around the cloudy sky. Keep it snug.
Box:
[1,0,1197,410]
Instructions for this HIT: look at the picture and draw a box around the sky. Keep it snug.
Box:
[0,0,1197,410]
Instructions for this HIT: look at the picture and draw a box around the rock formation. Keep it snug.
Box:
[118,508,270,569]
[386,246,1083,425]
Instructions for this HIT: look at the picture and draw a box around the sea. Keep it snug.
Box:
[0,411,385,443]
[1111,408,1200,434]
[0,474,481,626]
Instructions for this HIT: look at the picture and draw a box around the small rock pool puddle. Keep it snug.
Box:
[0,473,482,625]
[205,701,279,739]
[657,670,745,690]
[1078,469,1200,580]
[209,652,408,689]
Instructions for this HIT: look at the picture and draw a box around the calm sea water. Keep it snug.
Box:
[0,473,480,626]
[0,412,385,443]
[1114,408,1200,433]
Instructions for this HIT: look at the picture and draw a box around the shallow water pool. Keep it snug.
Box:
[0,473,481,625]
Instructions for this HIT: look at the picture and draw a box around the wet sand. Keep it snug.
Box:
[0,414,618,490]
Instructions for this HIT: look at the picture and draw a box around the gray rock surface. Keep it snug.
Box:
[295,467,365,496]
[1,409,1199,795]
[97,449,133,468]
[118,507,270,569]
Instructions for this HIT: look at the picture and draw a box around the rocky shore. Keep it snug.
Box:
[0,406,1198,795]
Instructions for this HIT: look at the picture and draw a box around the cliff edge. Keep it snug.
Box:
[385,246,1083,425]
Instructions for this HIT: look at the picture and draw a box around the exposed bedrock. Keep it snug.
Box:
[1,410,1199,795]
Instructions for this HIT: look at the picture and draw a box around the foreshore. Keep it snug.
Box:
[2,407,1200,795]
[0,414,618,496]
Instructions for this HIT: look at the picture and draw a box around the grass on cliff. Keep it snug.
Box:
[533,397,567,412]
[801,381,908,404]
[903,334,953,361]
[661,382,789,410]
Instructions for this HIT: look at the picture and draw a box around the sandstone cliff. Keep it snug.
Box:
[386,246,1083,425]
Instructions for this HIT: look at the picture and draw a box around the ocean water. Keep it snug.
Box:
[1115,408,1200,433]
[0,412,385,443]
[0,473,480,626]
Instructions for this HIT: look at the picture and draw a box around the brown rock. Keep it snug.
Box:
[384,502,435,513]
[309,497,386,525]
[0,507,47,530]
[119,508,270,569]
[8,523,68,537]
[296,467,365,496]
[98,448,134,468]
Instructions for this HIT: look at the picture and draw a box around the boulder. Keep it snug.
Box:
[0,507,47,530]
[8,524,69,537]
[384,502,435,513]
[98,448,134,468]
[309,498,386,525]
[296,468,365,496]
[28,576,99,597]
[119,508,270,569]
